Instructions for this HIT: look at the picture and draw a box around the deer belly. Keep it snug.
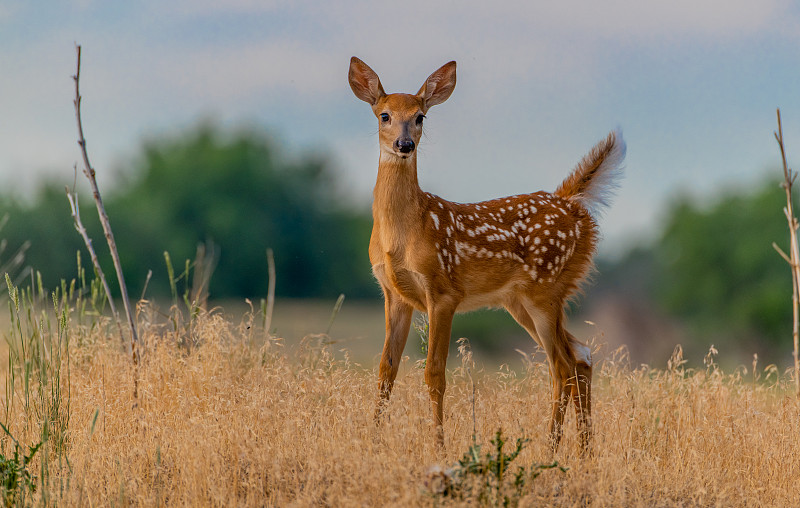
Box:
[456,282,516,312]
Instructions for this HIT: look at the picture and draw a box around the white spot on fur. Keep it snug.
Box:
[430,212,440,229]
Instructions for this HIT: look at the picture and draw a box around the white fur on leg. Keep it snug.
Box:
[573,341,592,367]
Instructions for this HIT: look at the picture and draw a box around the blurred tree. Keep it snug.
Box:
[0,122,376,300]
[108,123,375,299]
[0,184,90,286]
[653,181,790,346]
[598,178,793,352]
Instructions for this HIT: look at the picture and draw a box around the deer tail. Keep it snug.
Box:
[554,128,626,218]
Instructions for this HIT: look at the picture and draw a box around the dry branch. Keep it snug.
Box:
[264,248,276,336]
[71,44,140,394]
[774,108,800,397]
[65,180,124,343]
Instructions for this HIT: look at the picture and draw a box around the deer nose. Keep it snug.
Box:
[395,138,415,154]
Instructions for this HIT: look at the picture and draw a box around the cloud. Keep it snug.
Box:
[158,0,283,16]
[0,0,21,21]
[527,0,789,40]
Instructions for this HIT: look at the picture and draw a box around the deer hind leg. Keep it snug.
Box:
[548,318,594,455]
[566,330,593,455]
[505,300,569,452]
[524,302,590,454]
[375,290,413,420]
[549,366,571,453]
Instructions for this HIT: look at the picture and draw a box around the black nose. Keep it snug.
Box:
[395,139,415,154]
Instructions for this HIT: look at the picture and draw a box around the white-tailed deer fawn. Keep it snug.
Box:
[348,56,625,453]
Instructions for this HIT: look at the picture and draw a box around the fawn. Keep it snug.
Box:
[348,56,625,453]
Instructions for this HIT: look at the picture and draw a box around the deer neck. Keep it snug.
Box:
[372,153,426,248]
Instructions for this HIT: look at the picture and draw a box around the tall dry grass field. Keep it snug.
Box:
[1,290,799,506]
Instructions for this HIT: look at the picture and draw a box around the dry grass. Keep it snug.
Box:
[2,303,799,507]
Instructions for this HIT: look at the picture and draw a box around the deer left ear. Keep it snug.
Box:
[417,61,456,111]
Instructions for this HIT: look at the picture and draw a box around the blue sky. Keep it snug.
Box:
[2,1,800,255]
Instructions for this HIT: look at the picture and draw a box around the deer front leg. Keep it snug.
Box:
[375,289,413,420]
[525,306,572,454]
[424,296,457,447]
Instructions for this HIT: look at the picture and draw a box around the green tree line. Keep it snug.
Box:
[0,123,376,300]
[597,178,794,356]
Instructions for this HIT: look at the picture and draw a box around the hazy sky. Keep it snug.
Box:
[3,1,800,255]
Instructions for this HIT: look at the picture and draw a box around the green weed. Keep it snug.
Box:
[428,429,568,506]
[0,422,41,508]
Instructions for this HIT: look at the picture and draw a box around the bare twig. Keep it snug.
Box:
[190,242,217,310]
[326,294,345,335]
[72,44,140,396]
[0,240,29,284]
[0,214,31,287]
[65,181,124,343]
[264,248,276,336]
[140,270,153,301]
[774,108,800,397]
[773,242,793,265]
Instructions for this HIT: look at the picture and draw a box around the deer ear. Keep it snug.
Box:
[417,61,456,110]
[349,57,386,105]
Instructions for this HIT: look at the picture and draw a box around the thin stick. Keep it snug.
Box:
[65,183,124,344]
[72,44,140,394]
[264,248,276,336]
[774,108,800,397]
[325,294,345,335]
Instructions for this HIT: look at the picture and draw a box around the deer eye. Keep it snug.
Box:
[416,114,425,125]
[380,113,390,123]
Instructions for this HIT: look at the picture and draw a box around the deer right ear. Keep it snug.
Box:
[349,57,386,105]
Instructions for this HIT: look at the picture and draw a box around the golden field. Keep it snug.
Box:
[1,295,799,507]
